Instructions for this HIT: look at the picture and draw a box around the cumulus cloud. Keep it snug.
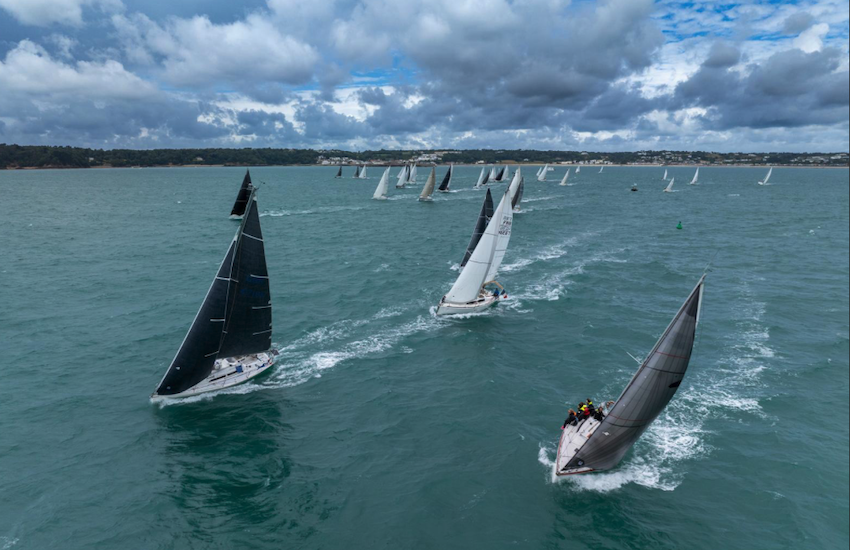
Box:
[0,0,119,26]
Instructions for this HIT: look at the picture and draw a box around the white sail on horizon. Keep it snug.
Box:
[508,167,522,200]
[559,168,570,186]
[664,177,675,192]
[537,164,548,182]
[599,165,604,173]
[576,165,581,173]
[759,167,772,185]
[663,168,668,180]
[395,165,408,188]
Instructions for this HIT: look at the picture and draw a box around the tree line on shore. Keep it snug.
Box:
[1,144,846,169]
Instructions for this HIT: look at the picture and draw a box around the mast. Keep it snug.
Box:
[438,164,453,191]
[564,276,706,472]
[460,188,494,268]
[155,188,271,396]
[230,169,252,217]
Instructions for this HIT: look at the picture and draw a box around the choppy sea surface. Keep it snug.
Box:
[1,165,848,549]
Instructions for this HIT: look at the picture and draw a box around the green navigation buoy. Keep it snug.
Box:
[676,221,683,230]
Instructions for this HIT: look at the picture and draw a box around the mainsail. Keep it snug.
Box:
[508,167,522,201]
[419,167,437,201]
[599,166,604,173]
[230,169,253,217]
[396,165,409,188]
[561,276,705,473]
[559,168,570,186]
[511,177,525,210]
[155,188,272,396]
[438,164,453,192]
[353,166,361,178]
[373,167,390,199]
[443,188,513,304]
[690,167,699,185]
[759,167,772,185]
[408,163,418,183]
[537,164,548,182]
[460,188,494,268]
[488,165,497,183]
[474,167,488,188]
[664,178,675,192]
[495,165,506,182]
[359,166,368,179]
[576,165,581,173]
[335,166,343,178]
[663,169,668,180]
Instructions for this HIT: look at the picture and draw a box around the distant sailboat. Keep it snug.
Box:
[359,165,368,179]
[631,184,638,192]
[396,165,409,189]
[576,165,581,174]
[689,167,699,185]
[437,164,453,193]
[512,177,525,212]
[494,165,506,182]
[474,166,488,189]
[335,166,343,179]
[408,163,418,184]
[598,165,604,173]
[663,168,668,180]
[353,166,361,179]
[758,167,772,186]
[559,168,571,187]
[488,165,498,183]
[460,189,494,268]
[152,187,274,399]
[555,275,706,476]
[436,188,513,315]
[419,167,437,202]
[508,167,522,201]
[502,165,511,182]
[664,178,675,193]
[537,164,549,182]
[230,169,253,218]
[373,167,390,200]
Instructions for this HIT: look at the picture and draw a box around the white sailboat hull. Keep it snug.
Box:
[436,293,504,316]
[555,415,603,476]
[152,352,275,399]
[418,196,433,202]
[373,196,388,200]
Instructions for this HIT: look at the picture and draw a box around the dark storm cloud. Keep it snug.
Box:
[674,46,849,130]
[783,12,815,34]
[703,42,742,69]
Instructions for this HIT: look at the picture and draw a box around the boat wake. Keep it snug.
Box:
[516,247,627,302]
[261,205,365,217]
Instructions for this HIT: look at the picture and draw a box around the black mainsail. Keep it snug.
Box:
[230,169,252,217]
[335,166,343,178]
[438,165,453,191]
[460,188,494,268]
[511,177,524,210]
[353,166,361,178]
[563,276,705,472]
[495,166,506,181]
[155,188,272,396]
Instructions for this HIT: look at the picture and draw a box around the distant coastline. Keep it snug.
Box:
[1,144,847,170]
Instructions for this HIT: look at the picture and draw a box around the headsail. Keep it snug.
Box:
[537,164,548,182]
[559,168,570,186]
[359,165,368,179]
[396,165,408,188]
[488,165,497,183]
[562,276,706,472]
[690,167,699,185]
[155,188,271,396]
[474,166,488,189]
[443,189,513,304]
[460,188,494,268]
[230,169,252,217]
[374,167,390,199]
[408,163,418,183]
[420,167,437,201]
[438,164,453,192]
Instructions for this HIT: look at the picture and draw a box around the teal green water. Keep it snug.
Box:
[1,166,848,549]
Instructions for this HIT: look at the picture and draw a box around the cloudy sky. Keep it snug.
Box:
[0,0,847,152]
